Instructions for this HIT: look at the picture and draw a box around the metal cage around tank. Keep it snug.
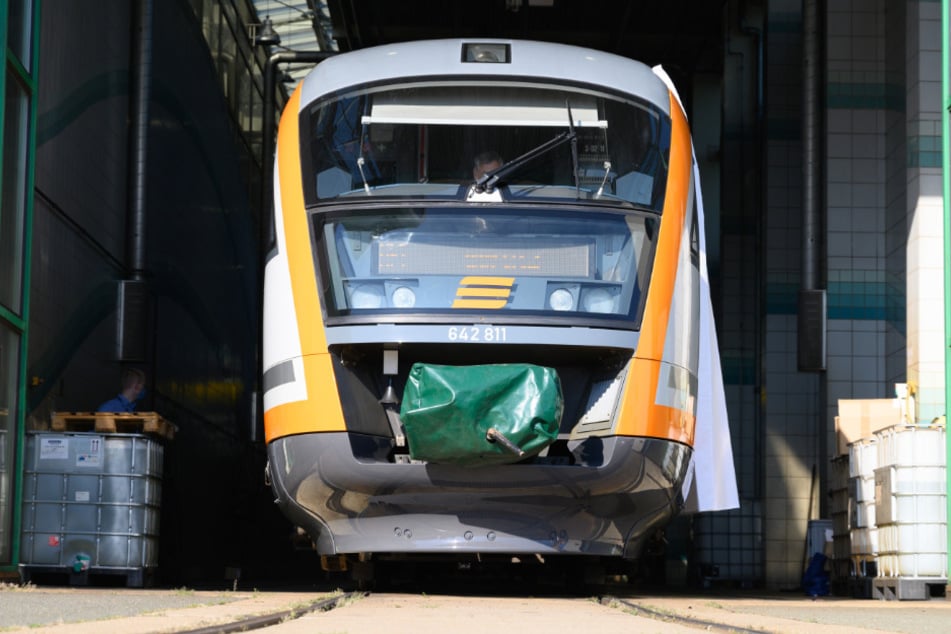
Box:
[19,431,164,586]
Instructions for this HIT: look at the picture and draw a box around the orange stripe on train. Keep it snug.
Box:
[615,90,695,443]
[266,85,345,441]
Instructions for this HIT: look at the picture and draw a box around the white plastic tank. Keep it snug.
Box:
[873,425,946,579]
[848,439,879,562]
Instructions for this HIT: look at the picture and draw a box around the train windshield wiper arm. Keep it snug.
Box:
[567,102,580,195]
[474,130,576,194]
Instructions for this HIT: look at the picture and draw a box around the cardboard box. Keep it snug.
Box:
[835,398,902,456]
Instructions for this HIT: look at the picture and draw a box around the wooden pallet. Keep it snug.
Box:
[0,569,21,583]
[51,412,176,440]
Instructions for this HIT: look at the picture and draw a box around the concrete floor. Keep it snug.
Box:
[2,585,951,634]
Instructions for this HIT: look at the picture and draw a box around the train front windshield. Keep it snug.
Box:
[303,81,670,326]
[315,208,656,324]
[302,82,671,208]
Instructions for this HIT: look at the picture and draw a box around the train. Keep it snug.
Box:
[262,38,736,583]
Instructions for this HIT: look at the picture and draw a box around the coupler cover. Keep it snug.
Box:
[400,363,563,467]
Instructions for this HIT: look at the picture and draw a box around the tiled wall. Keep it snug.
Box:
[689,0,766,584]
[754,0,943,588]
[903,0,945,423]
[826,1,890,350]
[761,0,822,587]
[824,0,890,495]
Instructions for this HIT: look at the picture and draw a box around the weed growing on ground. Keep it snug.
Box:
[0,581,34,592]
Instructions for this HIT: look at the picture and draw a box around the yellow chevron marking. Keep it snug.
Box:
[456,287,511,298]
[453,276,514,309]
[459,276,515,286]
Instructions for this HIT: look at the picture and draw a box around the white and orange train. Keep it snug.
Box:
[263,39,734,580]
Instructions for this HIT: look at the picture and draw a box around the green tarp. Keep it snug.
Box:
[400,363,563,466]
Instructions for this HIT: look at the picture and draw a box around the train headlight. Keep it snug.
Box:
[462,43,511,63]
[548,288,575,311]
[391,286,416,308]
[349,284,385,309]
[581,287,617,314]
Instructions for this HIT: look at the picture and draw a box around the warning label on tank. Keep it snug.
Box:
[39,437,68,460]
[76,437,102,467]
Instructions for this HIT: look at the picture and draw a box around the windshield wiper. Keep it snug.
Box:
[356,100,372,194]
[567,101,580,195]
[474,129,576,194]
[475,100,581,195]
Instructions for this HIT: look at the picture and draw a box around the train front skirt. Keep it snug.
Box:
[267,432,691,559]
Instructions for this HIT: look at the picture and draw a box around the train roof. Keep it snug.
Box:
[297,39,672,115]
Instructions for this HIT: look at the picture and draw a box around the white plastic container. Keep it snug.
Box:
[877,552,947,578]
[874,464,946,496]
[849,439,878,478]
[874,466,946,525]
[878,522,945,551]
[879,493,946,525]
[877,522,947,578]
[851,475,875,502]
[850,498,876,528]
[876,425,945,468]
[850,526,878,556]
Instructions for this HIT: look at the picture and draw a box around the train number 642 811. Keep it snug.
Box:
[447,326,507,342]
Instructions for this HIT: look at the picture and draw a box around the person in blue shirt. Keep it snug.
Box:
[97,368,147,413]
